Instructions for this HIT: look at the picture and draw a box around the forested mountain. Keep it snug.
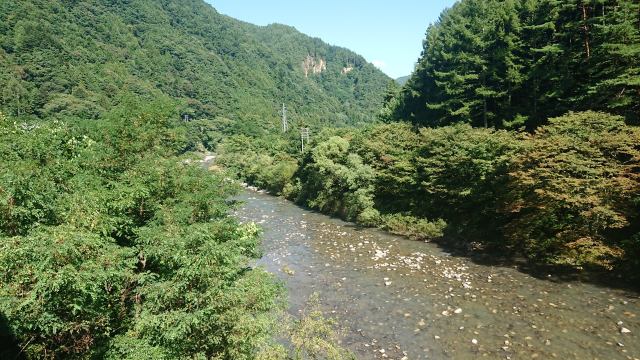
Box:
[0,0,390,128]
[395,76,410,85]
[390,0,640,129]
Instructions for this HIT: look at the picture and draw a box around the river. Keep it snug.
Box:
[233,189,639,360]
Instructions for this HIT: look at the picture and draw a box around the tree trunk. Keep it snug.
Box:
[483,97,488,128]
[582,4,591,58]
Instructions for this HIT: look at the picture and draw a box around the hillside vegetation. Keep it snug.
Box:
[0,0,390,128]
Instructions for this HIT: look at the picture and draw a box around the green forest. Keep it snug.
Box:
[1,0,639,359]
[390,0,640,128]
[0,0,389,126]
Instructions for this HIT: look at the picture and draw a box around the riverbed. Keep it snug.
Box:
[234,189,639,360]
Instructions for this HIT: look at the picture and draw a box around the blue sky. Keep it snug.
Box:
[205,1,457,79]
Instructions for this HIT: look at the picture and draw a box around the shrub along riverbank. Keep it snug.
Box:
[217,111,640,275]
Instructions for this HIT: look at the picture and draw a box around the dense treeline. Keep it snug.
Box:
[219,111,640,272]
[388,0,640,128]
[0,0,389,128]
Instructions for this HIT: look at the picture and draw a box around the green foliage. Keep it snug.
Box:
[505,111,640,268]
[0,226,136,357]
[587,1,640,121]
[395,0,640,127]
[380,214,447,241]
[297,136,377,222]
[0,0,389,129]
[253,295,355,360]
[414,124,522,238]
[378,80,401,122]
[216,134,299,195]
[218,124,447,242]
[352,123,421,214]
[0,106,284,358]
[222,110,640,271]
[287,294,355,360]
[183,117,235,152]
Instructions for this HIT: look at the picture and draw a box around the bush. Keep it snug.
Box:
[0,226,136,357]
[380,214,447,241]
[506,112,640,268]
[414,124,521,236]
[357,207,381,227]
[0,106,284,358]
[286,294,355,360]
[216,135,299,195]
[297,136,377,222]
[351,123,421,214]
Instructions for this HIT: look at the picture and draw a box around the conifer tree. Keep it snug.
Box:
[588,0,640,122]
[394,0,640,127]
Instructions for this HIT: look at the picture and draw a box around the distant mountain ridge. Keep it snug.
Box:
[395,76,410,86]
[0,0,391,127]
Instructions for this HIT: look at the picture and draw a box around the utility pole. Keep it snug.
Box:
[300,127,310,153]
[281,103,288,132]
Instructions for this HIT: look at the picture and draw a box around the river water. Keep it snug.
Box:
[233,189,639,360]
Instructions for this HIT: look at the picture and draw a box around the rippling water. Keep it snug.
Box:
[234,190,639,360]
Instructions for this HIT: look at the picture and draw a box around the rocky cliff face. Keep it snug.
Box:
[303,55,326,77]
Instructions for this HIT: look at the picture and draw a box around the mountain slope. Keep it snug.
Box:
[395,76,410,86]
[0,0,390,127]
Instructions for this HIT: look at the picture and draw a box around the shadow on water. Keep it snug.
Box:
[229,173,640,294]
[0,313,23,360]
[237,188,640,360]
[428,233,640,295]
[339,218,640,294]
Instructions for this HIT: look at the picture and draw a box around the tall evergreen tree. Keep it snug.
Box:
[518,0,563,127]
[394,0,640,128]
[588,0,640,122]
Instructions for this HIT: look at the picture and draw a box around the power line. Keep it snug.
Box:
[281,103,288,133]
[300,127,310,153]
